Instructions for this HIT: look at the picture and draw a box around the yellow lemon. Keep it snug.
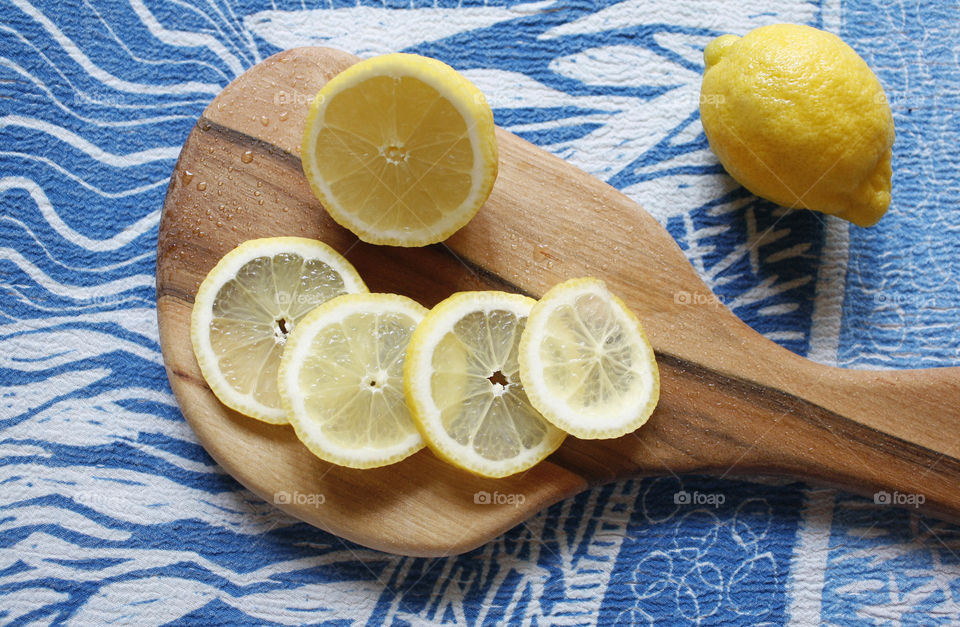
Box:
[699,24,894,227]
[518,278,660,439]
[403,291,566,478]
[301,53,498,247]
[278,293,427,468]
[191,237,367,424]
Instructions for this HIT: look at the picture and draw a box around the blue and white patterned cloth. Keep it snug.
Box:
[2,1,959,624]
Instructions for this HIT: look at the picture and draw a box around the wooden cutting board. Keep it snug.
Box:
[157,47,960,556]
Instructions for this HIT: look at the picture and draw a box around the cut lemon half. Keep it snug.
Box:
[301,53,498,247]
[278,293,427,468]
[519,278,660,439]
[191,237,367,424]
[404,291,566,478]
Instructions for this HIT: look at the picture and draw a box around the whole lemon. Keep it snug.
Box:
[699,24,894,227]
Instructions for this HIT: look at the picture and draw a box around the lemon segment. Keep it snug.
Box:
[278,293,427,468]
[699,24,894,227]
[302,53,498,247]
[518,278,660,439]
[404,291,566,478]
[191,237,367,424]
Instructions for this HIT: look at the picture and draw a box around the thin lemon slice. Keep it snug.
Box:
[191,237,367,424]
[301,53,498,247]
[278,293,427,468]
[519,278,660,439]
[404,291,566,478]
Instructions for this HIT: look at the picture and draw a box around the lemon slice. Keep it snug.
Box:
[404,291,566,478]
[191,237,367,424]
[278,293,427,468]
[519,278,660,439]
[301,53,498,247]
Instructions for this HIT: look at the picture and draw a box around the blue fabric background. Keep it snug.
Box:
[2,0,958,624]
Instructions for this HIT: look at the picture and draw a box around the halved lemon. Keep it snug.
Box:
[518,278,660,439]
[191,237,367,424]
[301,53,498,247]
[404,291,566,478]
[278,293,427,468]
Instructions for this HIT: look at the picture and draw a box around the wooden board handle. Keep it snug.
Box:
[551,354,960,522]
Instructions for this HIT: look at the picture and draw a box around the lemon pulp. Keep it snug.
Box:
[405,292,565,478]
[191,237,367,423]
[279,293,426,468]
[302,53,498,246]
[519,278,659,439]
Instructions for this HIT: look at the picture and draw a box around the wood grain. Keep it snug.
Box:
[157,47,960,556]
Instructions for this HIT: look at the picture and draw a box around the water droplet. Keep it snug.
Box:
[282,207,289,213]
[197,182,207,191]
[256,181,263,188]
[278,111,289,122]
[181,170,194,185]
[216,220,223,227]
[259,115,269,126]
[200,120,211,132]
[254,191,262,197]
[241,151,253,163]
[258,200,264,205]
[197,231,204,238]
[218,204,225,211]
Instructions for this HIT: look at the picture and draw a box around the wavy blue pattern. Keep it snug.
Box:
[837,0,960,369]
[2,0,958,624]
